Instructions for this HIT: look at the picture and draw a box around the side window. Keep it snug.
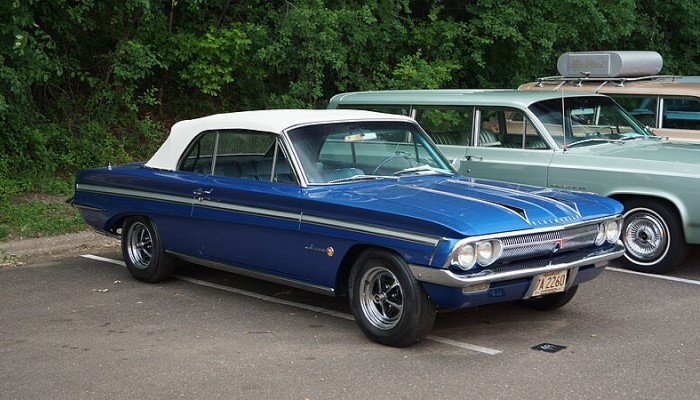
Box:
[611,95,658,127]
[178,130,295,183]
[662,97,700,130]
[478,108,548,149]
[179,132,217,174]
[478,109,503,146]
[414,107,473,146]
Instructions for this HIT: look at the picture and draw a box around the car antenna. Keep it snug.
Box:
[561,89,567,152]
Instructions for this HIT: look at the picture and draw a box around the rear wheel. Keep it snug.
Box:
[519,285,578,311]
[121,217,174,283]
[348,249,435,347]
[620,199,687,274]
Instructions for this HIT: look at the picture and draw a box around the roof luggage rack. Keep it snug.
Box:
[534,75,684,91]
[532,51,682,91]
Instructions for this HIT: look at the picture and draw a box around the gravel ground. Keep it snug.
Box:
[0,231,119,267]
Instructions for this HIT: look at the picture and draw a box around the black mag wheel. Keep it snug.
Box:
[519,285,579,311]
[348,249,436,347]
[121,217,174,283]
[620,199,688,274]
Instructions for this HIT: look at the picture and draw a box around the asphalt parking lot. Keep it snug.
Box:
[1,240,699,399]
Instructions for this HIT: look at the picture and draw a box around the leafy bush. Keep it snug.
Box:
[1,0,699,239]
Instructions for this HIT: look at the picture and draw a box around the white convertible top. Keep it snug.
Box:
[145,109,414,171]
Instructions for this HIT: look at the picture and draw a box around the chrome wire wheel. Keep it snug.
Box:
[126,221,154,270]
[619,199,687,274]
[359,266,404,330]
[623,208,669,264]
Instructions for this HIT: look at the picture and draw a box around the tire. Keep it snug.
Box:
[348,249,436,347]
[519,285,578,311]
[121,217,174,283]
[620,199,688,274]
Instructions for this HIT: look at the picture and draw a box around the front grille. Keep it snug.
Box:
[499,223,600,262]
[489,247,603,274]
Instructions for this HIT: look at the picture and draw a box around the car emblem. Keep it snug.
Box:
[305,244,335,257]
[552,242,561,254]
[551,237,572,254]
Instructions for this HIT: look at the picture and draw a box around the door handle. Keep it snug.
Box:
[193,188,213,200]
[465,155,483,161]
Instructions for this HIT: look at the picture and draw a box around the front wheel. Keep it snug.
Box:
[620,199,688,274]
[121,217,174,283]
[348,250,436,347]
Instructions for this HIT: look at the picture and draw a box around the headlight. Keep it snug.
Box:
[605,219,621,243]
[594,223,606,246]
[594,219,622,246]
[456,243,476,270]
[476,240,503,266]
[453,240,503,270]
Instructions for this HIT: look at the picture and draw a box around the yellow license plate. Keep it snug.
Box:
[532,270,568,297]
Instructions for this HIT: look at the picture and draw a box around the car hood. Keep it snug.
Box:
[568,137,700,166]
[305,176,622,237]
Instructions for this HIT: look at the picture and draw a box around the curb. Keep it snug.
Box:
[0,231,119,266]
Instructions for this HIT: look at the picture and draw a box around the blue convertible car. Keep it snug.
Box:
[73,110,625,347]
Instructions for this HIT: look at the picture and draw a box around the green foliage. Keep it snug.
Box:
[0,197,85,240]
[171,25,251,96]
[1,0,699,239]
[0,177,80,241]
[632,0,700,74]
[387,51,460,89]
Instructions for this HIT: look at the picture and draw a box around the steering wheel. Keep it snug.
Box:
[593,126,616,136]
[372,153,415,175]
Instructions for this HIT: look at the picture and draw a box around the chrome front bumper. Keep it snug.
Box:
[409,242,625,288]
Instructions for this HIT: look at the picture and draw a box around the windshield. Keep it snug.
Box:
[287,121,454,184]
[529,96,654,148]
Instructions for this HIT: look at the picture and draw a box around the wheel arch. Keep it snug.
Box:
[106,214,145,237]
[333,244,407,297]
[609,193,688,242]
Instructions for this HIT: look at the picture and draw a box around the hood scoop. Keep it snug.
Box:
[452,180,582,215]
[535,194,581,216]
[405,185,530,222]
[439,179,586,226]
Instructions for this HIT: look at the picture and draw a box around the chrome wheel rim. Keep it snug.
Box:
[359,266,403,330]
[623,209,669,263]
[126,222,153,269]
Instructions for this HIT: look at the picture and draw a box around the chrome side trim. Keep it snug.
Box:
[169,251,336,296]
[76,184,193,206]
[302,214,442,246]
[197,199,301,222]
[76,183,439,246]
[71,202,105,212]
[410,242,624,288]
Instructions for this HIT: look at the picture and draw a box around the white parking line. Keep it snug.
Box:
[426,335,502,355]
[606,267,700,286]
[81,254,502,355]
[175,274,355,321]
[82,254,126,266]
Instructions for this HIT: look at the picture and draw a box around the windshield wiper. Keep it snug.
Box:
[564,138,624,148]
[394,165,455,176]
[619,133,647,140]
[327,174,399,184]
